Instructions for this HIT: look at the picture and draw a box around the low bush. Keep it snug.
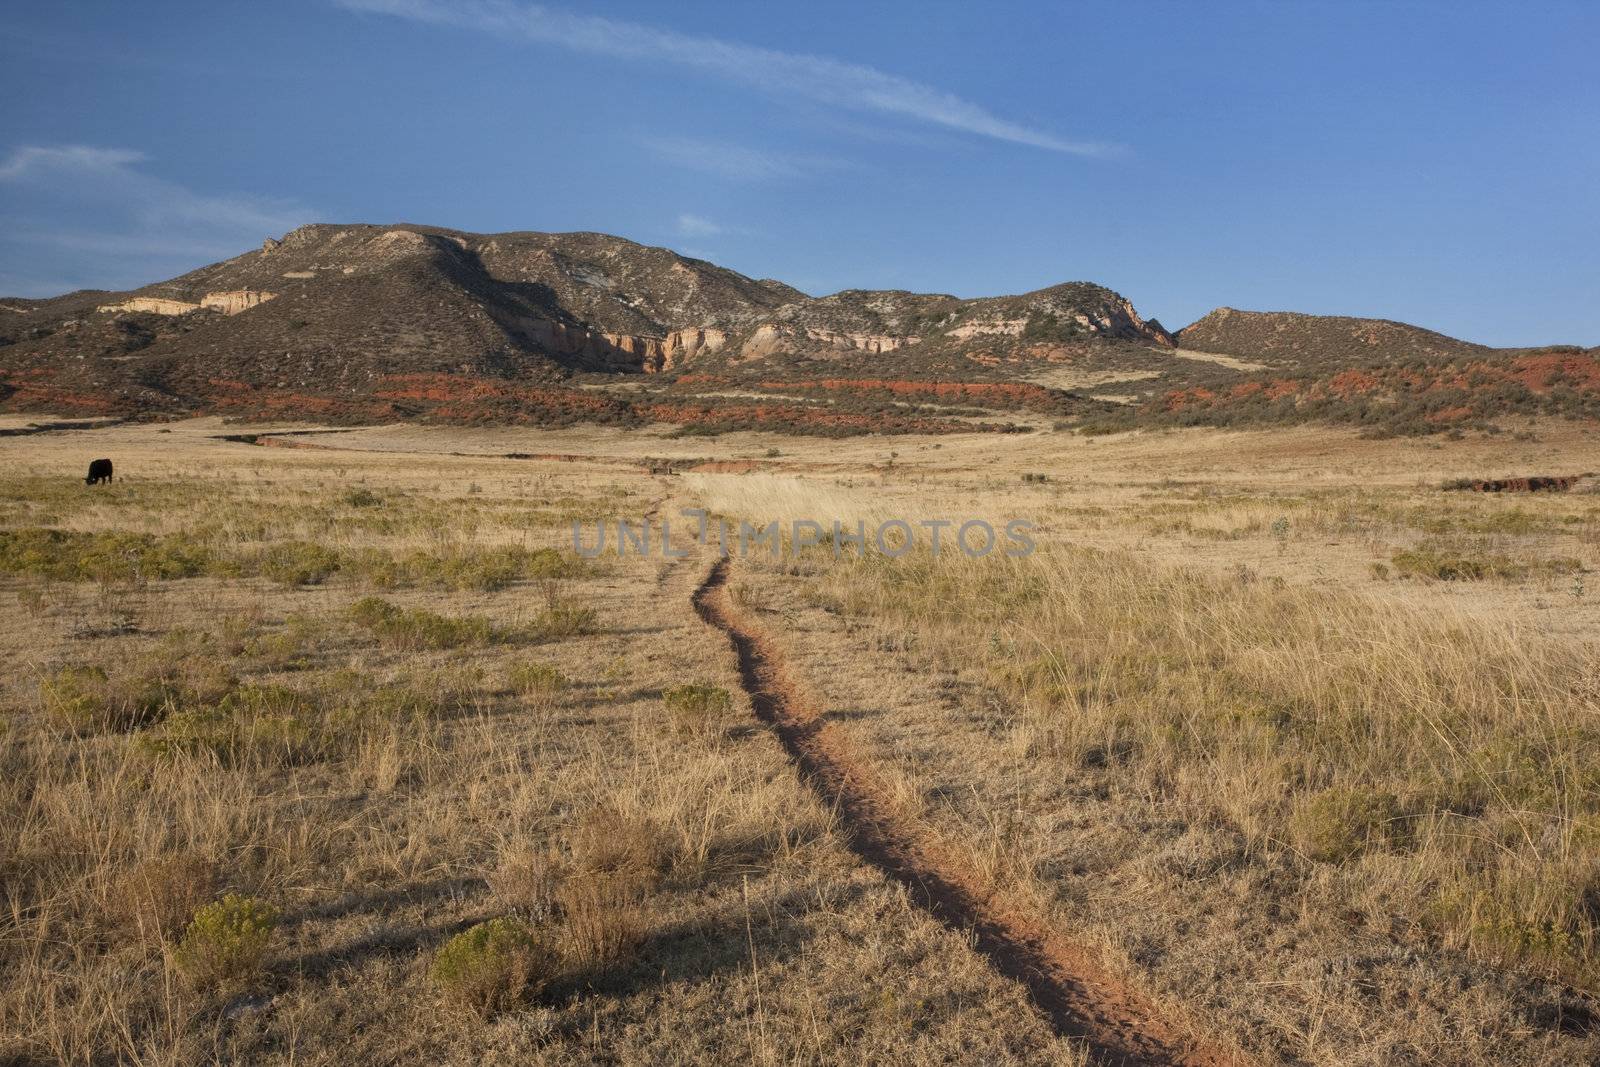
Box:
[259,540,343,587]
[1391,543,1583,582]
[40,663,178,734]
[1290,787,1408,863]
[663,683,733,740]
[0,525,591,593]
[1445,888,1592,971]
[135,684,316,766]
[509,663,568,706]
[348,592,590,649]
[0,528,216,582]
[137,707,308,766]
[39,665,113,731]
[419,548,523,593]
[241,613,327,670]
[343,487,382,508]
[347,597,505,650]
[348,595,400,629]
[347,545,592,592]
[432,917,556,1017]
[154,631,240,702]
[345,546,405,588]
[173,893,279,992]
[350,678,450,723]
[532,602,597,639]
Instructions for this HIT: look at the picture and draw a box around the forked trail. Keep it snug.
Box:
[692,557,1241,1067]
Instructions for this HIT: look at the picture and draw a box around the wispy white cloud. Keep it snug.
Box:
[676,213,725,238]
[336,0,1117,156]
[0,145,148,180]
[673,212,759,240]
[642,136,849,182]
[0,144,316,295]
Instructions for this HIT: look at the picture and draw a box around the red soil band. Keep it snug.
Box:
[1159,353,1600,416]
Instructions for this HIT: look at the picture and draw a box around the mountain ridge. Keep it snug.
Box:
[2,224,1596,436]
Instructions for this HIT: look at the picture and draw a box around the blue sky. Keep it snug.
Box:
[1,0,1595,345]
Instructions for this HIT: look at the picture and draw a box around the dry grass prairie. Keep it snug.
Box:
[2,416,1598,1064]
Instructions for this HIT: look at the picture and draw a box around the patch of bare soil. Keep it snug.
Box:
[692,557,1241,1067]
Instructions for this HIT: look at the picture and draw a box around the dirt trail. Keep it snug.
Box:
[692,557,1241,1067]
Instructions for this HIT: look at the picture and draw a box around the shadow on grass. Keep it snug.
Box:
[271,875,863,1007]
[551,881,868,1002]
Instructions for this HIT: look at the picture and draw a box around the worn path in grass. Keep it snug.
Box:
[691,556,1242,1067]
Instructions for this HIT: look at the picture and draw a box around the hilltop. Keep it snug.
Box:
[1146,308,1600,436]
[1175,307,1491,370]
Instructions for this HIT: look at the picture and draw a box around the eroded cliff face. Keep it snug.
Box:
[237,226,1175,365]
[500,319,731,373]
[739,323,919,360]
[915,296,1172,348]
[945,318,1028,340]
[799,327,916,354]
[1093,297,1174,347]
[201,290,277,315]
[96,297,202,316]
[98,290,276,317]
[662,327,728,369]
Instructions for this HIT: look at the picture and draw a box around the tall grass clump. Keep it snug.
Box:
[490,850,563,922]
[557,805,664,967]
[509,663,568,708]
[556,871,647,966]
[104,852,218,947]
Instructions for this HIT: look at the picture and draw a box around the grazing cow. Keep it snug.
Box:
[85,458,113,485]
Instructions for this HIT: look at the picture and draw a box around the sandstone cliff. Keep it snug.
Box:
[98,290,276,317]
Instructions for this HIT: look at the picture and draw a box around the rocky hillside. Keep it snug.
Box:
[1176,307,1489,370]
[1100,308,1600,437]
[0,224,1177,429]
[2,225,1594,435]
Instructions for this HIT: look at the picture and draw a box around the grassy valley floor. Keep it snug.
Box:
[2,417,1598,1064]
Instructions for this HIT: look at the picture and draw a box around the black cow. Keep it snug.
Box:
[85,458,113,485]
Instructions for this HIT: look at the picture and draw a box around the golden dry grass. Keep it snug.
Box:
[0,424,1084,1065]
[2,416,1598,1065]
